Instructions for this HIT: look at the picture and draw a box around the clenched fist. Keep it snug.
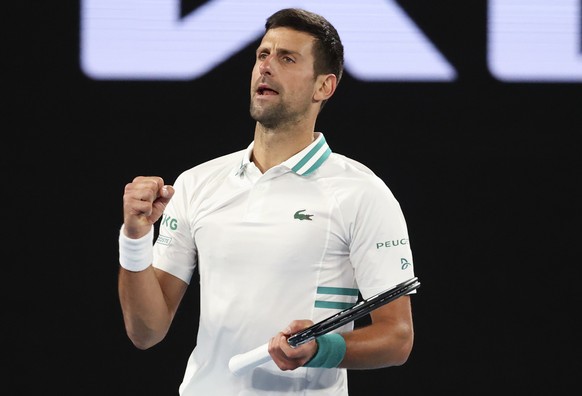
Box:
[122,176,175,239]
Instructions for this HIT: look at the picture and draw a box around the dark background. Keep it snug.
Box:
[11,1,580,395]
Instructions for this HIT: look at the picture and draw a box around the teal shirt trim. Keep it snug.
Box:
[289,134,332,176]
[315,286,359,310]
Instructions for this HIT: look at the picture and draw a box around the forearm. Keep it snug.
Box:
[339,297,414,369]
[340,321,413,369]
[118,267,174,350]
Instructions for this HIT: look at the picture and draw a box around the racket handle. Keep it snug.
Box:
[229,342,271,376]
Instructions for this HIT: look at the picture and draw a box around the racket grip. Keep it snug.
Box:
[229,342,271,376]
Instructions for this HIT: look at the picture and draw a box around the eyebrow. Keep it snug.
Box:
[256,47,302,58]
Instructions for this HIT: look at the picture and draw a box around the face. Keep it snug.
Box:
[250,27,319,129]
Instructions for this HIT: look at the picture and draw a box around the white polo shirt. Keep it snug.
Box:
[153,132,416,395]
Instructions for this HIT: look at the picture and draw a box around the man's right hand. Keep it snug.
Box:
[122,176,175,238]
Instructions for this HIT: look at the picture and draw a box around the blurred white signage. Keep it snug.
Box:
[80,0,581,82]
[488,0,582,82]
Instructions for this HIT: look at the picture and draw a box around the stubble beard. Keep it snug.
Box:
[250,98,306,130]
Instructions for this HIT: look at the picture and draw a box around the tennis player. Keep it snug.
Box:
[118,8,417,395]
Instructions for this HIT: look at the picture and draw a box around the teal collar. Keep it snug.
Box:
[284,133,332,176]
[236,133,332,177]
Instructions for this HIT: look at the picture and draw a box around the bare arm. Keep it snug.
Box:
[118,267,188,349]
[118,176,187,350]
[340,295,413,368]
[269,295,413,370]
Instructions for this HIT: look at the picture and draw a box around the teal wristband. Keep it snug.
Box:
[304,333,346,368]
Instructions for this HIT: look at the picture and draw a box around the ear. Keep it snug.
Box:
[313,74,337,102]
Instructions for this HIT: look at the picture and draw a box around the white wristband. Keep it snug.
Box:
[119,225,154,272]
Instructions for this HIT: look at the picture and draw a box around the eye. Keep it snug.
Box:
[258,52,268,60]
[282,56,295,63]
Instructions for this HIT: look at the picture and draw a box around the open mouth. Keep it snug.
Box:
[257,86,279,96]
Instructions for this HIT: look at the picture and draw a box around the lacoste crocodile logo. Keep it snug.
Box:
[294,209,314,221]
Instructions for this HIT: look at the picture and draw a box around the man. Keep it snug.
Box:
[118,8,416,395]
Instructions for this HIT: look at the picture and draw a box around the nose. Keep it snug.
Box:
[259,54,273,76]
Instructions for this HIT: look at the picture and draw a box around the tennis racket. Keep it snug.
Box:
[228,276,420,376]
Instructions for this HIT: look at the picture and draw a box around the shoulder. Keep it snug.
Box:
[328,152,376,175]
[321,154,409,232]
[324,152,390,188]
[174,149,244,188]
[320,152,401,205]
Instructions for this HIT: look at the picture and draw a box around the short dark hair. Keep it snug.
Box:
[265,8,344,110]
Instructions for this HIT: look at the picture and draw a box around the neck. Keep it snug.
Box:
[251,121,316,173]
